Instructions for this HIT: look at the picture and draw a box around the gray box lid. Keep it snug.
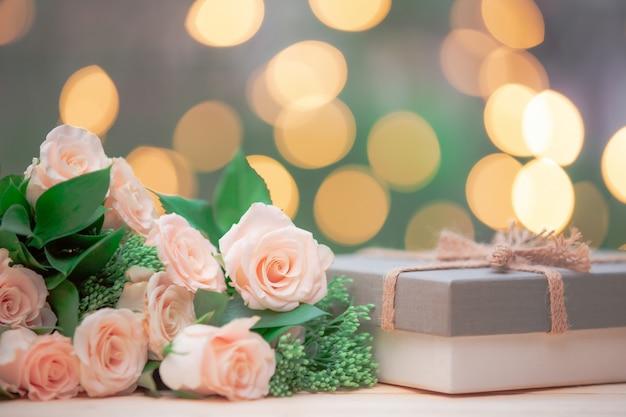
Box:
[327,254,626,337]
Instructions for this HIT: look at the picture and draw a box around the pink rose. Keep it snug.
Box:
[0,326,38,395]
[219,203,333,312]
[0,250,55,328]
[159,317,276,400]
[115,266,153,313]
[24,303,58,331]
[19,332,80,400]
[0,327,80,401]
[146,213,226,293]
[117,270,196,360]
[25,124,111,204]
[145,272,196,359]
[73,308,147,397]
[0,248,11,273]
[103,157,158,235]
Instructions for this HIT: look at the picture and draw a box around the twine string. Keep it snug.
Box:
[379,226,594,335]
[380,260,489,332]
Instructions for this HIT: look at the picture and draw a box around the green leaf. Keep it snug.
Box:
[32,167,111,248]
[80,211,106,236]
[193,289,229,325]
[173,390,205,400]
[0,174,15,195]
[137,360,162,398]
[45,272,67,290]
[14,241,49,273]
[0,231,49,273]
[256,325,294,343]
[156,193,221,246]
[47,279,79,337]
[162,342,175,358]
[45,227,125,279]
[30,326,59,335]
[253,304,328,330]
[0,385,15,400]
[0,174,25,193]
[219,296,328,329]
[0,181,30,216]
[0,204,32,236]
[213,150,271,235]
[47,231,108,250]
[0,230,19,252]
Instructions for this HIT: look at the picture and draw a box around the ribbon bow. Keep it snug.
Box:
[381,226,591,335]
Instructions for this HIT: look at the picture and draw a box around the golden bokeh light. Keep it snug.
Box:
[466,153,522,230]
[405,201,474,251]
[601,126,626,203]
[185,0,264,47]
[479,47,549,97]
[308,0,391,32]
[59,65,119,137]
[266,40,347,108]
[247,154,299,219]
[126,147,198,215]
[164,150,198,200]
[481,0,544,49]
[0,0,35,46]
[522,90,584,166]
[450,0,487,31]
[367,111,440,192]
[274,99,355,169]
[314,166,389,246]
[568,181,609,248]
[512,158,574,234]
[246,65,283,126]
[440,29,499,96]
[484,83,535,156]
[173,100,242,172]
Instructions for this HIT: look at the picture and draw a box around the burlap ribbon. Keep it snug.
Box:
[376,226,593,335]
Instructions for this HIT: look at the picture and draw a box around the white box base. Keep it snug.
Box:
[373,326,626,394]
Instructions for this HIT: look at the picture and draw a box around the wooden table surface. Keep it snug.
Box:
[3,383,626,417]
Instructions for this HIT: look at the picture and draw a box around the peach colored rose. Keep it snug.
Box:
[145,272,196,359]
[103,157,158,236]
[115,266,153,313]
[73,308,147,397]
[0,254,55,328]
[24,303,57,331]
[146,213,226,293]
[117,270,196,360]
[219,203,333,312]
[25,124,112,204]
[159,317,276,400]
[0,248,11,274]
[21,332,80,400]
[0,326,38,395]
[0,327,80,400]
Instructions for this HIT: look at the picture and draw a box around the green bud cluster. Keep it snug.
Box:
[314,274,352,312]
[268,334,309,397]
[269,276,378,396]
[77,233,164,318]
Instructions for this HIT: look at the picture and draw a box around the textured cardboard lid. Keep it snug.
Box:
[328,254,626,337]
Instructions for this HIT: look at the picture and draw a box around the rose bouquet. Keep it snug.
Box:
[0,125,377,401]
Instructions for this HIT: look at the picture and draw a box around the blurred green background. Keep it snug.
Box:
[1,0,626,253]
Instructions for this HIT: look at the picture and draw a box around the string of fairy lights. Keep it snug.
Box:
[2,0,626,250]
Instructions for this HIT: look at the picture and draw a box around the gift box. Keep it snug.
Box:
[327,232,626,394]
